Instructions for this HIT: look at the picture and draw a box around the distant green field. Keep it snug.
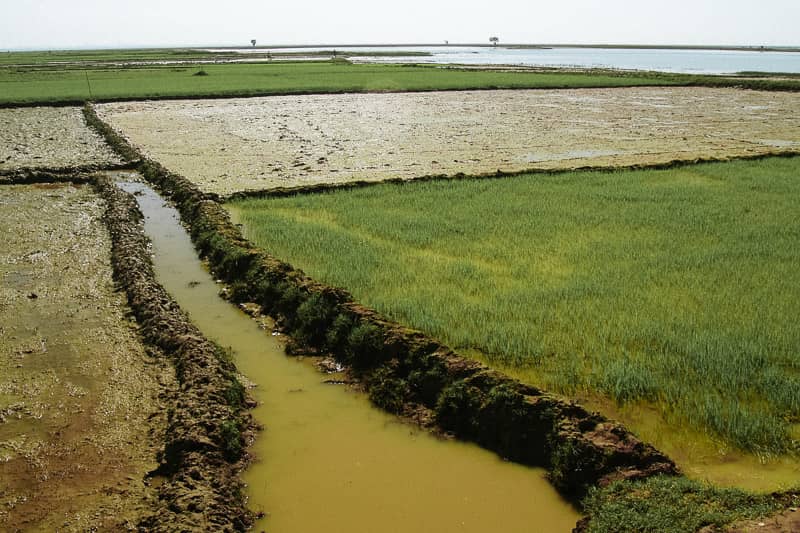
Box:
[229,156,800,455]
[0,48,429,67]
[0,61,680,105]
[0,48,236,65]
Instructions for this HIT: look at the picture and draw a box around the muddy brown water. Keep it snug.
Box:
[119,179,580,532]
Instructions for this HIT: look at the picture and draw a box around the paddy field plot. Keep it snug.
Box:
[228,156,800,460]
[97,87,800,196]
[0,184,170,530]
[0,107,121,172]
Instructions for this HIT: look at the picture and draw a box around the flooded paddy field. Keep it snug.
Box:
[96,87,800,196]
[0,107,122,172]
[0,183,172,530]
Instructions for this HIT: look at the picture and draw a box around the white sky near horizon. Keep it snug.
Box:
[1,0,798,51]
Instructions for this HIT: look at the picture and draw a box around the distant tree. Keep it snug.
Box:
[251,39,256,47]
[489,36,499,46]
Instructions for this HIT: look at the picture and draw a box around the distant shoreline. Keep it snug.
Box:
[5,43,800,54]
[210,43,800,53]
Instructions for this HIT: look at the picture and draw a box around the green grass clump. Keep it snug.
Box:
[229,156,800,455]
[582,475,781,532]
[219,418,244,461]
[368,368,409,414]
[346,322,385,370]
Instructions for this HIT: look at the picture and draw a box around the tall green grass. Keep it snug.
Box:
[229,157,800,455]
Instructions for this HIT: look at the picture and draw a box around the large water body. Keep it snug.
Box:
[221,46,800,74]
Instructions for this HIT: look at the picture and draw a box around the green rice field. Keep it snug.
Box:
[0,61,677,105]
[229,157,800,456]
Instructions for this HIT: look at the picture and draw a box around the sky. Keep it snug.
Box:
[1,0,798,50]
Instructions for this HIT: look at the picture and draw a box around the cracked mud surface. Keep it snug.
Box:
[0,107,122,172]
[96,87,800,195]
[0,184,173,531]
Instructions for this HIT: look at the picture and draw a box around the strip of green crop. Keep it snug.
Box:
[229,156,800,456]
[581,475,784,533]
[0,49,433,68]
[0,48,235,65]
[0,61,679,105]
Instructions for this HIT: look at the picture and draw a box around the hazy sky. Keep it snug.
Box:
[2,0,798,50]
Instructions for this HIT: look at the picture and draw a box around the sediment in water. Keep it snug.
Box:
[83,102,679,501]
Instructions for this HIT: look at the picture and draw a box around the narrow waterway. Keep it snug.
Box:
[119,179,580,533]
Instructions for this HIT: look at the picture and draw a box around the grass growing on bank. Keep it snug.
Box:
[0,61,682,105]
[582,475,784,532]
[229,156,800,456]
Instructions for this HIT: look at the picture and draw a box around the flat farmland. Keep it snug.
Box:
[97,87,800,195]
[0,184,171,530]
[228,156,800,463]
[0,107,121,172]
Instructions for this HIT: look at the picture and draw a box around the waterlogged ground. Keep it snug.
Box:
[0,184,172,530]
[0,107,121,171]
[96,87,800,195]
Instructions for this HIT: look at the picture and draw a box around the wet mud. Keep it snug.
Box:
[0,183,172,530]
[0,107,122,172]
[96,87,800,196]
[720,499,800,533]
[94,173,255,531]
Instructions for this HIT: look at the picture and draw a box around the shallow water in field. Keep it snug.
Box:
[120,179,580,533]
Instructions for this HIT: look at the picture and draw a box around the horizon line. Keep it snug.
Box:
[4,42,800,53]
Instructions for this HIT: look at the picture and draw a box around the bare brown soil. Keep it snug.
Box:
[0,107,121,172]
[0,184,174,531]
[702,503,800,532]
[96,87,800,196]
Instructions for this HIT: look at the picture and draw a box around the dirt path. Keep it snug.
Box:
[0,107,121,172]
[96,87,800,195]
[0,184,173,531]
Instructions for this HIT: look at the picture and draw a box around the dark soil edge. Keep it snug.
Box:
[93,175,255,531]
[222,150,800,202]
[84,102,680,506]
[0,162,135,184]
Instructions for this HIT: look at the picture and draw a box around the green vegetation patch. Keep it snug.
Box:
[0,61,677,105]
[0,48,429,67]
[581,475,781,533]
[228,156,800,455]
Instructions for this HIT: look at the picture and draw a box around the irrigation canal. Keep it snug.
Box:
[118,177,581,532]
